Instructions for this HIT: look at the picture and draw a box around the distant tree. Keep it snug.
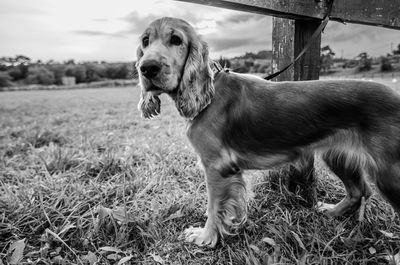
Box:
[256,63,269,73]
[380,56,393,72]
[0,55,30,73]
[356,52,372,72]
[116,64,129,79]
[0,71,12,87]
[26,66,55,85]
[256,50,273,59]
[105,64,130,79]
[217,56,231,68]
[65,65,86,83]
[8,68,25,81]
[235,65,250,73]
[48,64,66,85]
[65,59,76,65]
[394,43,400,55]
[85,63,106,82]
[320,45,335,73]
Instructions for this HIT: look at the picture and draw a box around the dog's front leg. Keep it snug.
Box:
[185,166,247,247]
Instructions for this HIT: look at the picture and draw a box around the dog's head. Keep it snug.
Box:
[136,17,214,119]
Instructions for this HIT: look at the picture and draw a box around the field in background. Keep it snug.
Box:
[1,84,400,264]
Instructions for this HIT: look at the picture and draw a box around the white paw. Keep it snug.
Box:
[184,226,218,248]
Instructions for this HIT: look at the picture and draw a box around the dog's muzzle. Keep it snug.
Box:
[140,59,161,79]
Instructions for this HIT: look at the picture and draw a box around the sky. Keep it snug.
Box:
[0,0,399,62]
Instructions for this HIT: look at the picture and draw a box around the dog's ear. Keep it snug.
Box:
[136,45,161,119]
[176,39,214,120]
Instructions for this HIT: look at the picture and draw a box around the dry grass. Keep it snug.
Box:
[1,86,399,265]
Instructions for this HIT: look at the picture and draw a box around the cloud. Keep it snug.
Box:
[93,18,108,22]
[72,30,125,38]
[203,15,272,56]
[120,10,206,35]
[120,11,159,34]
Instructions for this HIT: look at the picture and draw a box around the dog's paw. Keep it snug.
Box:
[184,226,218,248]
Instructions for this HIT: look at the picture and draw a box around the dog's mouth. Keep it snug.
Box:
[145,83,163,95]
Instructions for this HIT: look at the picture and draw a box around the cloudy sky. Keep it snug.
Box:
[1,0,399,62]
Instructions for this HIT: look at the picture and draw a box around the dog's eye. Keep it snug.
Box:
[142,36,149,47]
[170,35,182,46]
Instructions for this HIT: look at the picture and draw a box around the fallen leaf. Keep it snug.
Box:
[117,255,134,265]
[97,206,113,221]
[82,251,97,265]
[262,237,276,246]
[149,252,164,264]
[107,253,121,261]
[112,207,135,223]
[7,238,26,265]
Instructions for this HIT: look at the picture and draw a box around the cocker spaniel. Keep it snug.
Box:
[136,17,400,247]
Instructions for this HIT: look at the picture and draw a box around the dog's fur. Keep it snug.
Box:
[136,17,400,247]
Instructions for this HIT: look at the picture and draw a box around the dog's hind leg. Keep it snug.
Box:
[318,149,372,216]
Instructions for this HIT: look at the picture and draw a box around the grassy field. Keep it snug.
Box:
[1,84,400,265]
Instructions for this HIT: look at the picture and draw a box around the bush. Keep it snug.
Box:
[8,64,28,81]
[0,71,12,87]
[357,52,372,72]
[85,63,106,82]
[65,65,86,83]
[105,64,130,79]
[48,64,66,85]
[26,66,56,85]
[380,56,393,72]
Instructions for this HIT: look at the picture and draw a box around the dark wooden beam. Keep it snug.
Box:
[175,0,400,30]
[294,20,321,81]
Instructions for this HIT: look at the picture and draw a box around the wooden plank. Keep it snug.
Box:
[175,0,400,30]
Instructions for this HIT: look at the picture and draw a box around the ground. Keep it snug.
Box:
[0,84,400,264]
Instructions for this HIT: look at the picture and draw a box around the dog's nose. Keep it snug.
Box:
[140,60,161,79]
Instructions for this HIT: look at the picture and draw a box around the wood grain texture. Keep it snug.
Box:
[294,20,321,81]
[271,17,294,81]
[175,0,400,30]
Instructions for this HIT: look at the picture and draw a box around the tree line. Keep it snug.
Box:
[0,56,137,87]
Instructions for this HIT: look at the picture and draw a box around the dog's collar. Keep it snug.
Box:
[211,61,223,76]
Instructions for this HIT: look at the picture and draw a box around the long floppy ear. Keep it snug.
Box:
[136,45,161,119]
[176,39,214,120]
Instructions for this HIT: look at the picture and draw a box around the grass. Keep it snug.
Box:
[1,85,399,265]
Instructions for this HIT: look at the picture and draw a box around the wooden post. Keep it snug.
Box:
[271,18,294,81]
[272,18,321,81]
[271,17,321,205]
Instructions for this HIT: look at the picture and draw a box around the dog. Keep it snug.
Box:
[136,17,400,247]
